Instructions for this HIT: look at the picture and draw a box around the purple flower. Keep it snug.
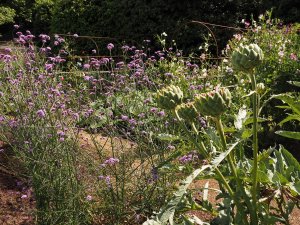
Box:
[121,45,130,51]
[4,48,12,53]
[151,168,159,181]
[278,51,284,58]
[37,109,46,118]
[138,113,145,118]
[107,43,114,50]
[164,72,173,78]
[157,111,165,117]
[86,195,92,201]
[83,75,91,81]
[57,131,65,139]
[105,176,111,187]
[45,63,54,71]
[178,151,199,164]
[143,98,151,104]
[290,53,298,61]
[150,107,158,113]
[14,24,20,29]
[83,64,90,69]
[167,145,175,150]
[39,34,50,43]
[128,118,137,126]
[21,194,28,199]
[121,115,129,121]
[104,157,120,166]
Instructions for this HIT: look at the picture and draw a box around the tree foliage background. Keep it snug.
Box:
[0,0,299,52]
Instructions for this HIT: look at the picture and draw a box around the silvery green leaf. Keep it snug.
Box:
[234,106,247,130]
[275,131,300,140]
[143,165,211,225]
[273,94,300,115]
[157,133,181,141]
[211,141,239,167]
[287,81,300,87]
[203,181,209,202]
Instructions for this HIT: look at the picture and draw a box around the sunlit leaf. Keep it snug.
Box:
[234,106,247,130]
[157,133,181,141]
[287,81,300,88]
[275,131,300,140]
[143,165,211,225]
[273,94,300,115]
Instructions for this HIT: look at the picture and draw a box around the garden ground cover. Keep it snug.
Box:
[1,136,300,224]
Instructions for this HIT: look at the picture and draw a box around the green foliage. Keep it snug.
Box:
[145,38,300,224]
[0,0,55,35]
[226,11,300,154]
[0,7,15,25]
[50,0,264,52]
[274,93,300,141]
[0,0,34,24]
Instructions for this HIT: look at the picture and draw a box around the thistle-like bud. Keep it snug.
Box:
[231,43,264,72]
[155,85,183,110]
[175,102,198,122]
[194,87,231,117]
[256,82,265,95]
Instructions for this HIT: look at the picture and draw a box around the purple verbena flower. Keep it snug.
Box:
[37,109,46,118]
[107,43,114,50]
[86,195,92,201]
[121,115,129,121]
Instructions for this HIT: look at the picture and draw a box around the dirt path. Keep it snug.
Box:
[0,141,34,225]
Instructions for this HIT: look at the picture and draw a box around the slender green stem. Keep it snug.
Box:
[214,117,237,177]
[250,72,259,225]
[174,110,234,197]
[214,117,253,225]
[191,122,199,135]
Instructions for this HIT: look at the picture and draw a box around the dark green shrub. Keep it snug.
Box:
[50,0,264,53]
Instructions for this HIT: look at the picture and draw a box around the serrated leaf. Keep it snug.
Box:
[241,129,252,139]
[244,117,268,126]
[289,181,300,195]
[272,172,289,184]
[273,94,300,115]
[223,127,236,133]
[287,81,300,88]
[143,165,211,225]
[280,146,300,172]
[205,127,221,148]
[275,131,300,140]
[211,141,239,167]
[157,133,181,141]
[257,169,270,183]
[278,114,300,125]
[234,106,247,130]
[143,221,161,225]
[182,215,210,225]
